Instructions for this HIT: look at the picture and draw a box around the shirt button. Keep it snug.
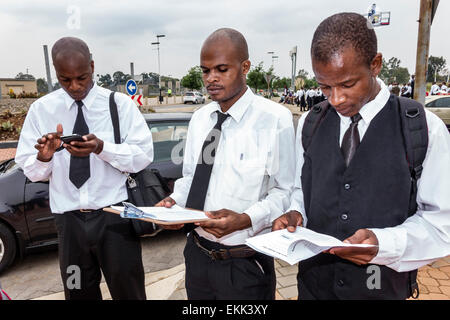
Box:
[337,279,344,287]
[344,183,351,190]
[341,213,348,221]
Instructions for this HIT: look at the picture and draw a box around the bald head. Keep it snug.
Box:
[51,37,91,64]
[202,28,249,62]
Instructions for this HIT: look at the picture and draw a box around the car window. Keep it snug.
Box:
[185,92,194,96]
[148,121,189,162]
[434,97,450,108]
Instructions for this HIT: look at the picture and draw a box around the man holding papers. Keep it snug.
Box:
[156,28,295,299]
[273,13,450,300]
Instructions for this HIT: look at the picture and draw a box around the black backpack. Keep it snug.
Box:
[109,92,171,236]
[301,96,429,299]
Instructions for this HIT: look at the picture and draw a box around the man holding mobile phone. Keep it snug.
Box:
[15,37,153,300]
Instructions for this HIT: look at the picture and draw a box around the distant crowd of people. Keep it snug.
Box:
[388,75,449,98]
[429,81,449,95]
[279,76,449,113]
[280,86,326,111]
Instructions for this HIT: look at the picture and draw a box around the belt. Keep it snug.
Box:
[192,231,256,261]
[67,201,126,214]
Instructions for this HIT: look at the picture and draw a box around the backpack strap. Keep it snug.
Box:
[397,95,428,300]
[109,92,121,144]
[397,96,429,216]
[302,100,331,152]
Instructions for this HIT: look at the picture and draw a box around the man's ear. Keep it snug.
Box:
[242,60,251,75]
[370,53,382,77]
[90,60,95,74]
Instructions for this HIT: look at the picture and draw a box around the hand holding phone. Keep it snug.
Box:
[60,134,84,144]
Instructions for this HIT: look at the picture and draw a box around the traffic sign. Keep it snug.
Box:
[126,79,137,95]
[131,95,143,106]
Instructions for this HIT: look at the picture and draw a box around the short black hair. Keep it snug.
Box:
[203,28,249,61]
[311,12,377,66]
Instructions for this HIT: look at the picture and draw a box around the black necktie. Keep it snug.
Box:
[69,100,90,188]
[185,111,230,210]
[341,113,362,167]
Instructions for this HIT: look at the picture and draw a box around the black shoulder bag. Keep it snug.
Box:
[108,92,171,236]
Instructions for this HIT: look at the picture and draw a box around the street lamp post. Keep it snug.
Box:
[267,51,274,68]
[151,34,165,103]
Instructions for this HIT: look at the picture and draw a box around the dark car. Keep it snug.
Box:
[0,112,191,273]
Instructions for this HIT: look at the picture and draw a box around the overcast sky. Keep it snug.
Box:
[1,0,449,82]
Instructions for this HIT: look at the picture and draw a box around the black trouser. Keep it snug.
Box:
[184,231,276,300]
[54,210,146,300]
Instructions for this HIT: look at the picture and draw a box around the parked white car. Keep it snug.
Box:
[183,92,205,104]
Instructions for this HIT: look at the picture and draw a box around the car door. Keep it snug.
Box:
[23,176,57,245]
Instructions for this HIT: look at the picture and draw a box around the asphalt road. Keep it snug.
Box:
[0,229,187,300]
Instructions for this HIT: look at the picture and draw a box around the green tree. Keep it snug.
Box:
[36,78,49,93]
[427,55,447,82]
[297,69,309,80]
[379,57,410,84]
[272,77,291,90]
[97,73,112,87]
[246,62,267,92]
[181,66,203,90]
[15,72,35,80]
[112,71,131,85]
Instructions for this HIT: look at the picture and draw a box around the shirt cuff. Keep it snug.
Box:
[244,202,271,235]
[25,155,53,180]
[170,192,187,208]
[368,227,407,265]
[96,140,116,163]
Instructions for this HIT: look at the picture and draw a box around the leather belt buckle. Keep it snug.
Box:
[210,249,229,261]
[79,209,93,213]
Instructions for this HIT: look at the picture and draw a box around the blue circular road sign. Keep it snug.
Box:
[126,79,138,95]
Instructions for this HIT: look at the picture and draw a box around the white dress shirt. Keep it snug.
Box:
[171,87,295,246]
[289,78,450,272]
[15,83,154,213]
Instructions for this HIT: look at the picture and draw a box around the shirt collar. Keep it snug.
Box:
[208,86,254,123]
[63,81,98,111]
[338,78,390,125]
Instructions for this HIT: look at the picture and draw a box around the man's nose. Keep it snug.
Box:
[205,71,218,83]
[69,80,82,92]
[329,87,346,106]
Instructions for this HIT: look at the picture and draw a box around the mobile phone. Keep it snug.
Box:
[60,134,84,144]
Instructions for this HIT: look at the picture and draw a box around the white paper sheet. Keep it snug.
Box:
[111,203,209,222]
[246,227,376,265]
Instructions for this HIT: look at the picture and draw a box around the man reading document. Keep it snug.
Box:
[156,28,295,300]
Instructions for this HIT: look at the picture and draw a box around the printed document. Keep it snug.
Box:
[246,227,376,265]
